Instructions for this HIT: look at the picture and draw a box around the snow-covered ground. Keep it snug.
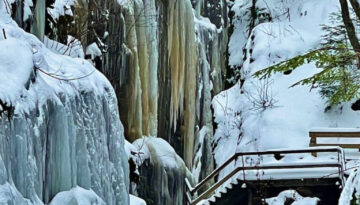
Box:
[213,0,360,179]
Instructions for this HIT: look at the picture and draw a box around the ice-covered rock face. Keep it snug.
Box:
[0,7,130,205]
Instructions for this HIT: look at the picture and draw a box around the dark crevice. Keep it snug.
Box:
[0,99,14,122]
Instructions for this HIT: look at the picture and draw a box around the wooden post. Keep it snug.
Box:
[309,132,317,157]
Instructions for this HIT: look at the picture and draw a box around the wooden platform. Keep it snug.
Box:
[184,129,360,204]
[310,128,360,151]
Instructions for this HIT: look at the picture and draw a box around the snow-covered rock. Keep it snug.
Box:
[49,187,106,205]
[132,137,193,205]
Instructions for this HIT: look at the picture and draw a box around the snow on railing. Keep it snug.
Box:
[339,164,360,205]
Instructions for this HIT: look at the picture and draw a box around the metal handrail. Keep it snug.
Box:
[185,147,345,205]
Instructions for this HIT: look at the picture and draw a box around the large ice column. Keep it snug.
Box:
[133,0,150,137]
[99,0,159,141]
[165,0,198,168]
[133,0,159,137]
[144,0,159,137]
[122,2,143,141]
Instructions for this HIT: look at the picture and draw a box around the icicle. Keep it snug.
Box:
[144,0,159,136]
[134,0,150,136]
[31,0,45,41]
[167,0,197,168]
[124,2,143,141]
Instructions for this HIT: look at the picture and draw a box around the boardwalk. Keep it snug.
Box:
[185,129,360,205]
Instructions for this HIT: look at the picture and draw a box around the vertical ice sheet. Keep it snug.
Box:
[0,90,130,205]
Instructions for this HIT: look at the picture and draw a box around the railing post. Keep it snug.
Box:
[309,132,317,156]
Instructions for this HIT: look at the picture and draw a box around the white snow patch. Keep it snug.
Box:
[130,194,146,205]
[0,38,33,106]
[125,140,137,160]
[49,186,106,205]
[133,137,186,169]
[266,190,319,205]
[86,42,102,60]
[194,16,217,32]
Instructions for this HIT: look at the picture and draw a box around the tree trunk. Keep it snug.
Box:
[340,0,360,51]
[248,0,257,37]
[349,0,360,20]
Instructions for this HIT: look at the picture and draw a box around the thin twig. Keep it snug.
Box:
[37,67,96,81]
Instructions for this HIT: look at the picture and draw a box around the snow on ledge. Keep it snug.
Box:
[310,127,360,133]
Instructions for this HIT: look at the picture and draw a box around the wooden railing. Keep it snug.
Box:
[184,147,345,205]
[310,129,360,153]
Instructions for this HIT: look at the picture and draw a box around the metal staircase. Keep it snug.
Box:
[185,147,346,205]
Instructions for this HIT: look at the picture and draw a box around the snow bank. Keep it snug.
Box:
[266,190,319,205]
[133,137,185,169]
[0,11,110,113]
[49,187,106,205]
[0,38,33,106]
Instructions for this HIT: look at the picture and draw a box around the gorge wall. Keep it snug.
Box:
[0,12,129,204]
[6,0,230,204]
